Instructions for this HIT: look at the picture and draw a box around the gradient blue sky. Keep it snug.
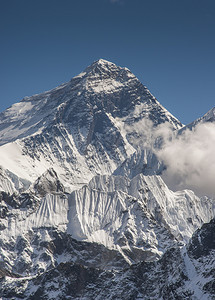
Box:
[1,0,215,124]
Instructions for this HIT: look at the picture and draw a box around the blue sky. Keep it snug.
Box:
[1,0,215,124]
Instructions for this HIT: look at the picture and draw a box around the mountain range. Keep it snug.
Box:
[0,59,214,299]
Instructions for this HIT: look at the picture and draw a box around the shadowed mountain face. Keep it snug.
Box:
[0,59,214,299]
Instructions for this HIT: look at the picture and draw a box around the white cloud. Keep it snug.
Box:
[124,118,155,148]
[156,122,215,197]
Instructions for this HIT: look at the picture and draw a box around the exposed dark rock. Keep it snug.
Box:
[187,218,215,259]
[0,191,38,209]
[33,168,65,197]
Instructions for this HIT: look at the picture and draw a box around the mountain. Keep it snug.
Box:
[0,59,214,299]
[0,59,182,191]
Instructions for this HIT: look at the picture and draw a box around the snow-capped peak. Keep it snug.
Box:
[0,59,182,190]
[91,58,115,67]
[84,58,123,72]
[75,58,135,83]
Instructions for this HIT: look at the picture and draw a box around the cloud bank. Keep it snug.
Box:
[156,122,215,197]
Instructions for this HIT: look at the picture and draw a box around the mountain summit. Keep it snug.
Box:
[82,58,127,75]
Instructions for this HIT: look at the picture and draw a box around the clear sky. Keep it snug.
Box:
[1,0,215,124]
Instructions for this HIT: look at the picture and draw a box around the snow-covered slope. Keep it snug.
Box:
[70,174,215,245]
[113,147,164,178]
[0,166,30,194]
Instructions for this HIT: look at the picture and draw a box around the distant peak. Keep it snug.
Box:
[201,107,215,122]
